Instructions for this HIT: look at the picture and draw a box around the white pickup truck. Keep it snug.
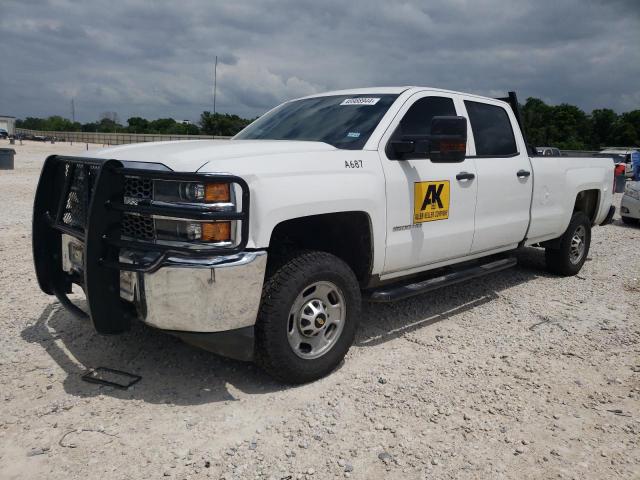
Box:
[33,87,616,383]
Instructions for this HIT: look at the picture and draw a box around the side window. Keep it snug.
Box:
[395,96,456,139]
[388,96,456,159]
[464,101,518,156]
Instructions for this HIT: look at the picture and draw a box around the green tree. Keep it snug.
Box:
[522,98,602,150]
[17,117,47,130]
[199,112,252,136]
[619,110,640,145]
[590,109,618,148]
[522,97,553,146]
[126,117,149,133]
[96,117,122,133]
[611,121,639,146]
[148,118,178,133]
[81,121,99,132]
[548,104,590,150]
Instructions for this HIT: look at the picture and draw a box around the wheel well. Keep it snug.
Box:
[573,190,599,224]
[268,212,373,285]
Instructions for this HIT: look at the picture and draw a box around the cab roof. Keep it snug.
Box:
[298,86,508,105]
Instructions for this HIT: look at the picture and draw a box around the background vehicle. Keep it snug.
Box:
[621,181,640,225]
[600,147,637,178]
[536,146,561,156]
[32,87,615,383]
[0,128,8,139]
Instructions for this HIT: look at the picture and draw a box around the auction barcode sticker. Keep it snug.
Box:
[340,98,381,106]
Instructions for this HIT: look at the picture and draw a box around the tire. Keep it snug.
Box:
[545,211,591,276]
[621,216,638,225]
[255,251,361,384]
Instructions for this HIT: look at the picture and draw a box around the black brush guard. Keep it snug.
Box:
[33,155,250,334]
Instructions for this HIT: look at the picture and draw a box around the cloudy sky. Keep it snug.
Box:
[1,0,639,123]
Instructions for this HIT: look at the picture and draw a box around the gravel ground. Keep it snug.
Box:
[0,140,638,480]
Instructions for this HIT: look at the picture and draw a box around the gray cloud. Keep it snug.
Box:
[0,0,638,123]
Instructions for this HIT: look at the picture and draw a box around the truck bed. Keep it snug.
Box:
[526,155,614,245]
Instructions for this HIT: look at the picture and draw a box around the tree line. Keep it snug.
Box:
[521,98,639,150]
[16,111,254,137]
[16,98,640,149]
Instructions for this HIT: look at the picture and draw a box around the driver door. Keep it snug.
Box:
[379,93,478,276]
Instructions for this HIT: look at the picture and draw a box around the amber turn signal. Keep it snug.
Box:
[201,221,231,242]
[205,183,230,202]
[440,142,466,152]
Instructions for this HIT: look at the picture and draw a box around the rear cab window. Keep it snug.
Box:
[464,100,518,157]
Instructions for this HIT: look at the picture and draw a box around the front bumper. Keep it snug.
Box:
[120,250,267,332]
[621,193,640,219]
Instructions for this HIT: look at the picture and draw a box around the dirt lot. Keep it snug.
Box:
[0,140,638,480]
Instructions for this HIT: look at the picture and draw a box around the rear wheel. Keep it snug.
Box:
[255,251,361,384]
[545,212,591,276]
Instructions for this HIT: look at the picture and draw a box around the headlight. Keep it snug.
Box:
[155,219,232,243]
[122,178,236,245]
[154,180,235,243]
[154,180,231,204]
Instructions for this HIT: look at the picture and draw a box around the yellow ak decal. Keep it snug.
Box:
[413,180,450,223]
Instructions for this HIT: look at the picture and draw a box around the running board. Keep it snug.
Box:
[368,257,517,303]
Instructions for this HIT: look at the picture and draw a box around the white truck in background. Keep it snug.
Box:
[33,87,616,383]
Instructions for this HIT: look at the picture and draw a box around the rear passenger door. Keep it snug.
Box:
[462,100,533,253]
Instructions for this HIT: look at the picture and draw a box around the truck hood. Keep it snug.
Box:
[89,139,336,172]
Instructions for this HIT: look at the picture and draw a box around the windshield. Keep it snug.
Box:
[234,94,399,149]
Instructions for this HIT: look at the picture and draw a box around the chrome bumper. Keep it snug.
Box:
[121,250,267,333]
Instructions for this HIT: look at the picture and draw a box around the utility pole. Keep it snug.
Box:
[70,98,76,145]
[213,55,218,116]
[213,55,218,137]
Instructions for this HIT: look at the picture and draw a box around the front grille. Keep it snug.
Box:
[122,175,155,240]
[122,214,155,240]
[124,175,153,200]
[61,164,155,240]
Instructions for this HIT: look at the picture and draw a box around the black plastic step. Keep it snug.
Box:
[368,257,517,303]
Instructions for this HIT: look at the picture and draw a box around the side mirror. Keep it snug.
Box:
[390,139,431,159]
[390,140,415,155]
[429,116,467,163]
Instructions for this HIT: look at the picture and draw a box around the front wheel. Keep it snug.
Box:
[255,251,361,384]
[545,211,591,276]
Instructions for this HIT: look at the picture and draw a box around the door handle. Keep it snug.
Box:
[456,172,475,181]
[517,169,531,178]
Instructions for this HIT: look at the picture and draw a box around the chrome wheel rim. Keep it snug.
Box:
[287,281,346,360]
[569,225,586,264]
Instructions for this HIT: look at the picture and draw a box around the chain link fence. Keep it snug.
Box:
[16,128,231,145]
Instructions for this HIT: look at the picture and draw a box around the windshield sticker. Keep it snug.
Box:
[347,132,361,138]
[340,97,381,106]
